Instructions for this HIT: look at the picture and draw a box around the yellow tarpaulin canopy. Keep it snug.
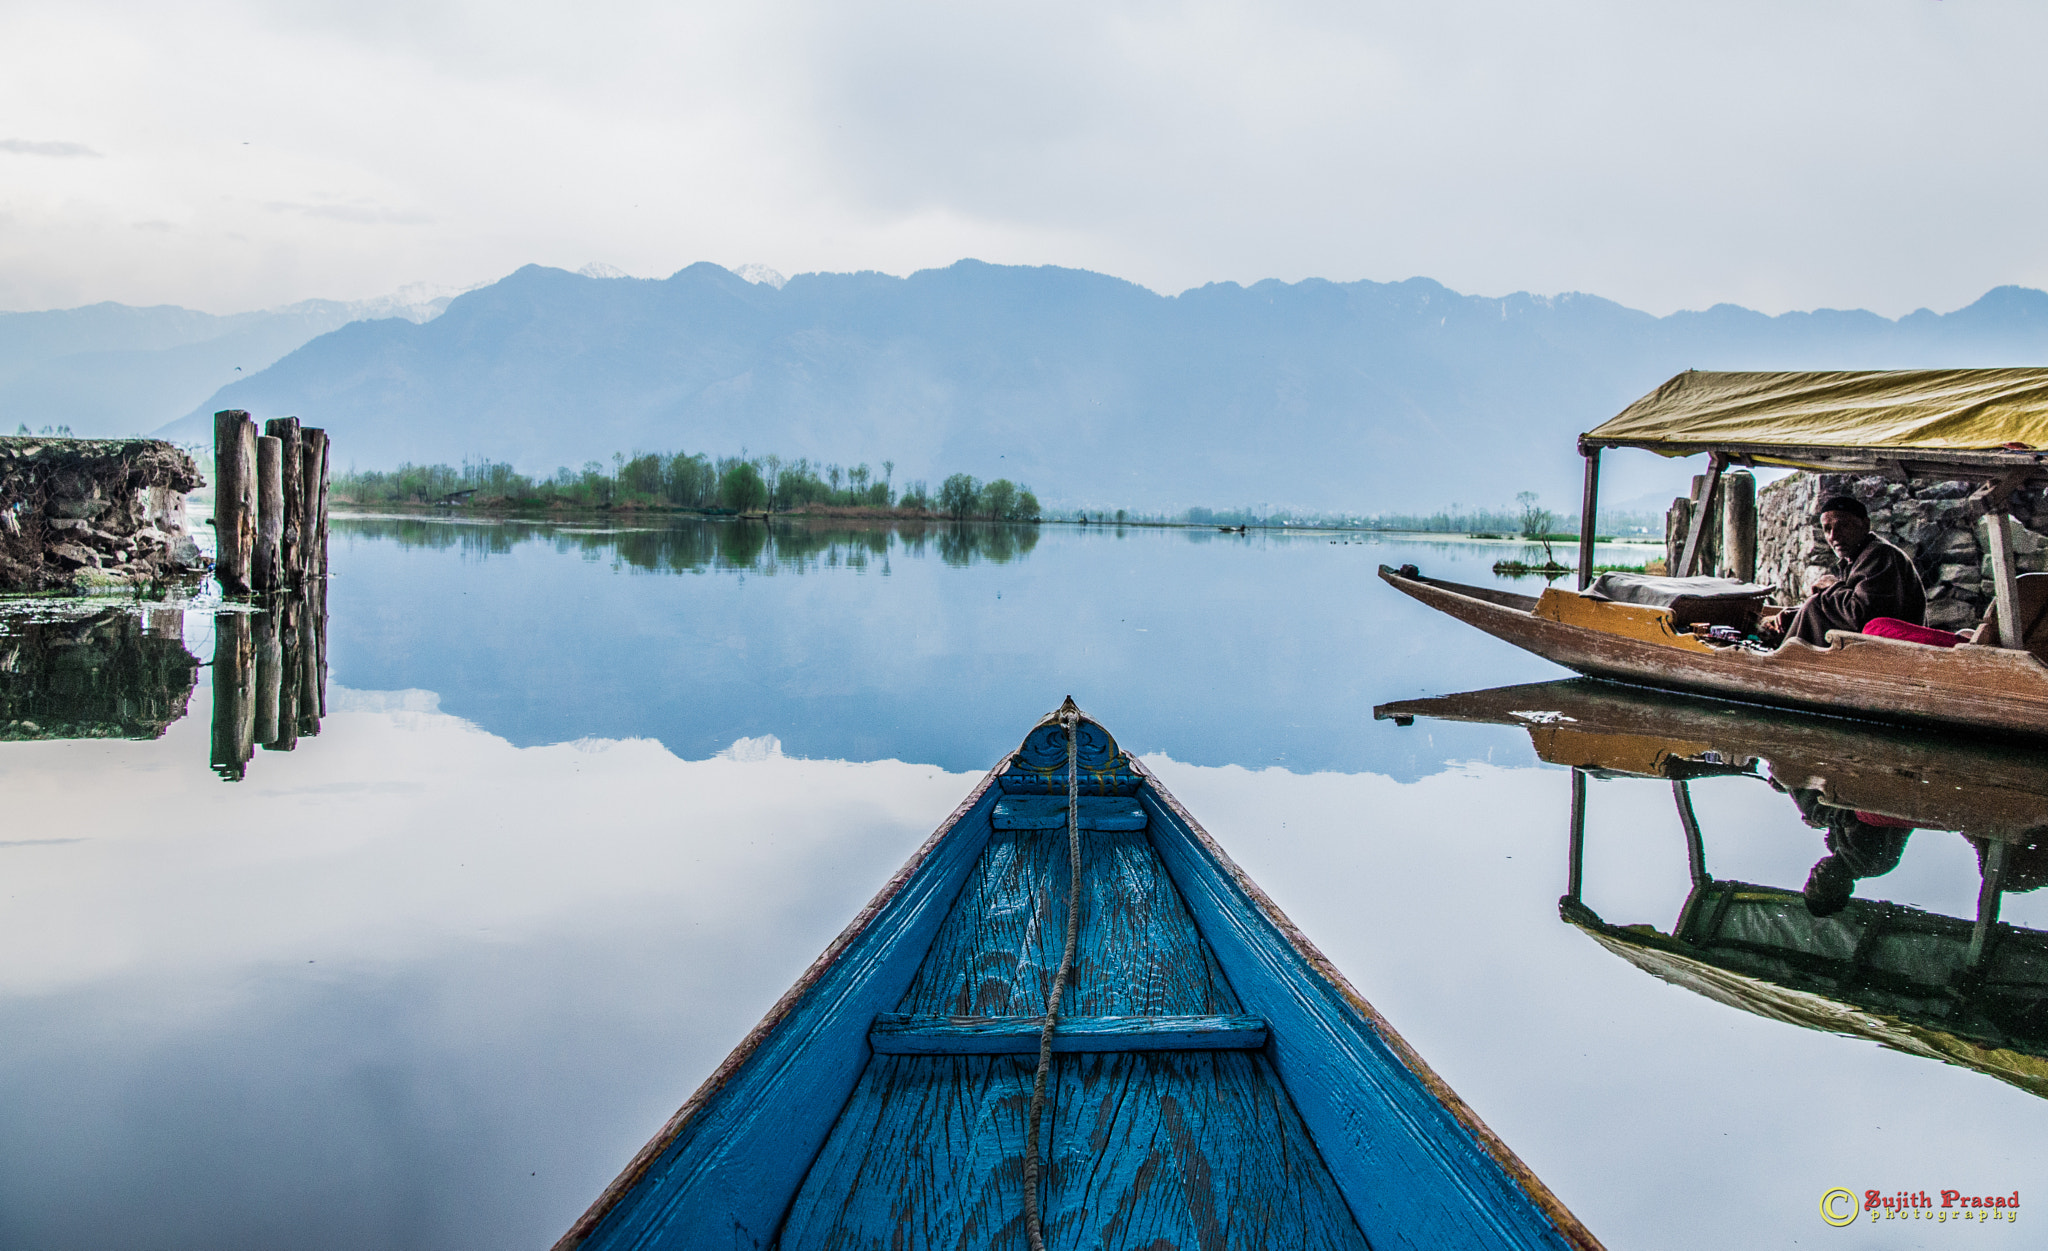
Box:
[1583,369,2048,476]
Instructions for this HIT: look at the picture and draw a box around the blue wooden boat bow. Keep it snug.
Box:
[555,699,1603,1250]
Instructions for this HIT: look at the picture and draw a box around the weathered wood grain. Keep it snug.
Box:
[253,434,283,592]
[1136,772,1600,1251]
[776,1049,1367,1251]
[870,1014,1269,1054]
[992,795,1146,830]
[900,825,1239,1019]
[212,411,257,595]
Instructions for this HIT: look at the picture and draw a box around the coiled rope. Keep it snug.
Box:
[1023,710,1084,1251]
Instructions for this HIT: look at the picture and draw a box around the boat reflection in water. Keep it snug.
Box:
[0,586,327,780]
[1376,680,2048,1099]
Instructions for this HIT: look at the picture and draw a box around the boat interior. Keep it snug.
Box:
[569,709,1595,1251]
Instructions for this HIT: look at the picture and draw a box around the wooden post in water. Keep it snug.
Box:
[302,429,329,578]
[213,410,258,594]
[210,611,255,780]
[254,435,284,591]
[1720,469,1757,582]
[265,417,303,582]
[252,605,281,746]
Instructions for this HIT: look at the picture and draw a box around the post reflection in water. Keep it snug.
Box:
[209,584,328,781]
[0,583,327,778]
[1377,679,2048,1099]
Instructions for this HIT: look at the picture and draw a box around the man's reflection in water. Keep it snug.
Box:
[1783,787,1913,917]
[1776,780,2048,916]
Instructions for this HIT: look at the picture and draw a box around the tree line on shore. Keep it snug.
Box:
[330,452,1042,521]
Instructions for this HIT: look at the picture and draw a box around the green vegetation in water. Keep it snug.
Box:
[330,514,1044,572]
[332,453,1042,522]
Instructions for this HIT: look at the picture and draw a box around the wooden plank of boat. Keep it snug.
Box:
[1375,678,2048,839]
[555,699,1602,1251]
[1379,564,2048,740]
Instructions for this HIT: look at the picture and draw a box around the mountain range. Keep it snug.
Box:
[0,288,460,443]
[15,263,2048,513]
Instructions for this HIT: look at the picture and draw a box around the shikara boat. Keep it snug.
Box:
[1384,368,2048,737]
[557,700,1602,1251]
[1377,681,2048,1098]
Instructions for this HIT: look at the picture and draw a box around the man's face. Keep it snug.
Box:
[1820,510,1870,560]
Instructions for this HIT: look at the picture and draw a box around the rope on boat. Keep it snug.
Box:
[1023,709,1084,1251]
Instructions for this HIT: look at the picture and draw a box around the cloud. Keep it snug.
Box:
[0,138,100,157]
[264,201,434,226]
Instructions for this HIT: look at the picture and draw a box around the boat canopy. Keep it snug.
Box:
[1582,368,2048,480]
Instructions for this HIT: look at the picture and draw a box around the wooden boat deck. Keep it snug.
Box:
[779,819,1364,1248]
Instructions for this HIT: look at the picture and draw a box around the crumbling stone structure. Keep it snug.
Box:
[0,437,208,591]
[1758,472,2047,631]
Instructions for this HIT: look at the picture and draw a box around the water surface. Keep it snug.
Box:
[0,517,2036,1250]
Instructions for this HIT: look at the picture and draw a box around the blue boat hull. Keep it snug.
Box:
[557,705,1600,1250]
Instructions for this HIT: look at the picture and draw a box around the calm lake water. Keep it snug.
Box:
[0,516,2039,1250]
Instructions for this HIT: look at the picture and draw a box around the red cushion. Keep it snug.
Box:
[1861,617,1965,648]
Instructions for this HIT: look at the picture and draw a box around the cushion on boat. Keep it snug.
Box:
[1860,618,1965,648]
[1580,572,1776,629]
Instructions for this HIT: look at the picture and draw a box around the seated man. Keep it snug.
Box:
[1759,495,1925,646]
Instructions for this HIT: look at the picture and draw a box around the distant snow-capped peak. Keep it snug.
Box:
[735,264,787,289]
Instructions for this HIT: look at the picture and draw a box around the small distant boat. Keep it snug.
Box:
[1385,369,2048,738]
[1217,524,1248,534]
[557,699,1601,1251]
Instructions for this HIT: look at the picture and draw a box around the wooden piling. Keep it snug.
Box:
[1720,470,1758,582]
[213,411,258,594]
[255,434,284,591]
[1665,497,1691,575]
[265,417,303,582]
[302,429,329,578]
[209,611,255,780]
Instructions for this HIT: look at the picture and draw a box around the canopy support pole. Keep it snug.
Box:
[1677,453,1727,578]
[1576,447,1601,590]
[1566,768,1587,903]
[1672,778,1709,887]
[1969,839,2008,967]
[1986,511,2028,651]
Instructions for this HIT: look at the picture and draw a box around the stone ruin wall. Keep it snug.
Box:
[1756,471,2046,631]
[0,437,208,591]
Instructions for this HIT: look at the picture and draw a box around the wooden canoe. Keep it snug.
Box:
[1379,564,2048,740]
[556,699,1602,1251]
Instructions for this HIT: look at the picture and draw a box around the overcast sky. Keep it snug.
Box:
[2,0,2039,317]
